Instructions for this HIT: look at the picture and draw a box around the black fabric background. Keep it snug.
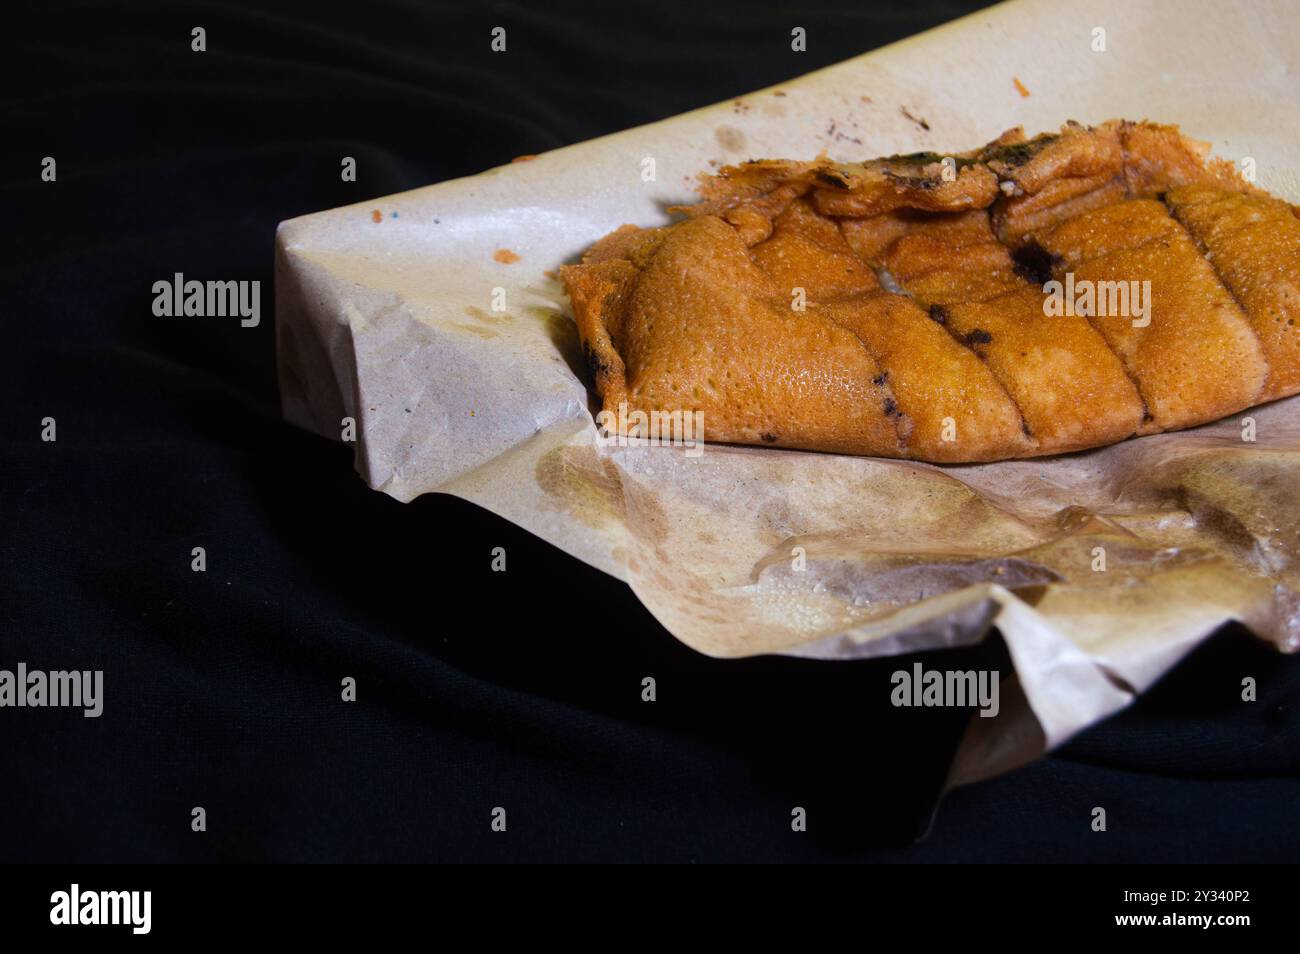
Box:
[1,0,1297,863]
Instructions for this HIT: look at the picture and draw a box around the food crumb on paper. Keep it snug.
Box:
[826,120,862,145]
[493,248,520,264]
[900,106,930,130]
[1013,76,1031,98]
[511,154,539,163]
[370,209,383,223]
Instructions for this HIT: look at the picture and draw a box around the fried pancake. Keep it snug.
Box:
[1039,199,1267,432]
[749,198,880,300]
[989,121,1127,243]
[1165,185,1300,399]
[571,214,905,456]
[940,287,1145,452]
[561,120,1300,462]
[819,293,1033,462]
[841,206,1144,451]
[844,206,1145,452]
[843,208,1023,304]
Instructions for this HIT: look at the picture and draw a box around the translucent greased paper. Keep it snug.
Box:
[275,0,1300,784]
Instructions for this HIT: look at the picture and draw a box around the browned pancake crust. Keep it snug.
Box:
[561,120,1300,462]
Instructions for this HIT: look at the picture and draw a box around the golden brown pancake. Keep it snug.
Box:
[561,120,1300,462]
[1039,199,1267,432]
[1165,186,1300,400]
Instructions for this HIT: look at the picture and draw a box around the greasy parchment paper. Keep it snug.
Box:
[275,0,1300,784]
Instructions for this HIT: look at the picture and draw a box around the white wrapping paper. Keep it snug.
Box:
[275,0,1300,784]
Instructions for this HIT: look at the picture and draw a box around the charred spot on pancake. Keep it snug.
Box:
[882,169,940,191]
[1012,240,1063,285]
[882,397,899,417]
[581,340,610,381]
[928,304,949,326]
[1022,421,1034,438]
[760,432,779,443]
[979,134,1059,167]
[885,150,943,164]
[880,151,980,171]
[960,329,993,359]
[872,371,889,386]
[814,169,851,189]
